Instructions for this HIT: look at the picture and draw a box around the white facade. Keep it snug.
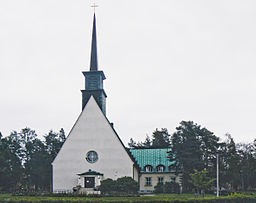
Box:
[139,173,182,192]
[52,96,137,193]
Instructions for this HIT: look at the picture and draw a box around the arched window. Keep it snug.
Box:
[156,165,165,172]
[144,165,153,172]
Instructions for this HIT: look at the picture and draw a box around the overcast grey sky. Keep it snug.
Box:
[1,0,256,145]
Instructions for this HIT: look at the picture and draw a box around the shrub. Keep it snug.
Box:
[154,182,180,194]
[116,177,139,193]
[164,182,180,194]
[99,177,138,195]
[154,183,164,193]
[98,178,117,194]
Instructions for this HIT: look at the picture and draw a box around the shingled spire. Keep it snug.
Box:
[81,12,107,115]
[90,13,98,71]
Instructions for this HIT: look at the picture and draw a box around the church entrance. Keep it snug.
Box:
[85,177,95,188]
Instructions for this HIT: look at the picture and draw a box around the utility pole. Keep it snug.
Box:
[216,151,219,197]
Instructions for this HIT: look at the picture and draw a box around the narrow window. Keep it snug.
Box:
[171,177,176,182]
[145,177,152,186]
[158,177,164,184]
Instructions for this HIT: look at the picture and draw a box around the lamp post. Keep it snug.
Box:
[216,150,219,197]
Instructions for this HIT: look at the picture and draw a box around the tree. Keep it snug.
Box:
[219,134,241,191]
[24,138,49,191]
[44,129,66,191]
[151,128,170,148]
[44,129,66,162]
[0,134,23,191]
[169,121,219,192]
[238,142,256,190]
[190,170,215,195]
[0,128,66,192]
[143,135,151,148]
[128,138,137,148]
[236,143,256,190]
[128,129,171,149]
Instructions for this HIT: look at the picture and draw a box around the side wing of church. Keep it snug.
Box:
[52,12,181,194]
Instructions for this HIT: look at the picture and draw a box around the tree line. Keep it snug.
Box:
[128,121,256,193]
[0,128,65,192]
[1,120,256,193]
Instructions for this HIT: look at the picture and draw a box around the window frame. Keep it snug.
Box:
[144,165,153,172]
[156,165,165,172]
[158,177,164,184]
[145,177,152,186]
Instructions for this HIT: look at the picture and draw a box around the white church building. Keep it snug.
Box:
[52,13,181,194]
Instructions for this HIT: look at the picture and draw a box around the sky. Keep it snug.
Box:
[0,0,256,145]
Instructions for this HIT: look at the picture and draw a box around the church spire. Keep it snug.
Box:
[90,13,98,71]
[81,11,107,115]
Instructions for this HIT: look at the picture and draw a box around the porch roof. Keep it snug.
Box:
[77,169,103,176]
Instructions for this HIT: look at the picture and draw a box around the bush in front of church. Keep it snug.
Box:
[98,178,117,194]
[116,177,139,193]
[99,177,139,195]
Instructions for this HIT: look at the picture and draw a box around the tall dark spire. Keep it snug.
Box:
[81,12,107,115]
[90,13,98,71]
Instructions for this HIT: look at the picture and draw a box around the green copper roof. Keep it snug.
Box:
[129,148,175,173]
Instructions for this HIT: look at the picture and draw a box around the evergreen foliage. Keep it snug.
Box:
[0,128,66,192]
[128,128,170,149]
[168,121,219,192]
[1,120,256,194]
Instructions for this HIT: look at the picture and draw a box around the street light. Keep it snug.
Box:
[216,150,219,197]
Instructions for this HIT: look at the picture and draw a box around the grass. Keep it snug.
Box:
[0,193,255,202]
[0,193,209,201]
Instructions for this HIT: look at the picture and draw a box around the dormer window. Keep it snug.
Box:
[156,165,165,172]
[144,165,153,172]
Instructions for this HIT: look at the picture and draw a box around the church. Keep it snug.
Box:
[52,12,181,194]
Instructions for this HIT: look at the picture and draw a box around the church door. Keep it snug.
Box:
[85,177,95,188]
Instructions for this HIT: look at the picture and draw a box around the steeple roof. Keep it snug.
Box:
[90,13,98,71]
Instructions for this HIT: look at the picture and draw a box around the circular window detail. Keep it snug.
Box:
[86,151,98,163]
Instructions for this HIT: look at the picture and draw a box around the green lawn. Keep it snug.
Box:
[0,193,208,202]
[0,193,255,203]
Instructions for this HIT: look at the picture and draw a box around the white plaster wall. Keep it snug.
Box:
[139,173,181,191]
[133,166,139,182]
[52,96,135,192]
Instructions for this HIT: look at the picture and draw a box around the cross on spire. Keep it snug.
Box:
[91,3,98,13]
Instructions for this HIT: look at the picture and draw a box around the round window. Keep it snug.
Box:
[86,151,98,163]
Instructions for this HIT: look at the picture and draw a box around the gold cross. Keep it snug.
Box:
[91,3,98,13]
